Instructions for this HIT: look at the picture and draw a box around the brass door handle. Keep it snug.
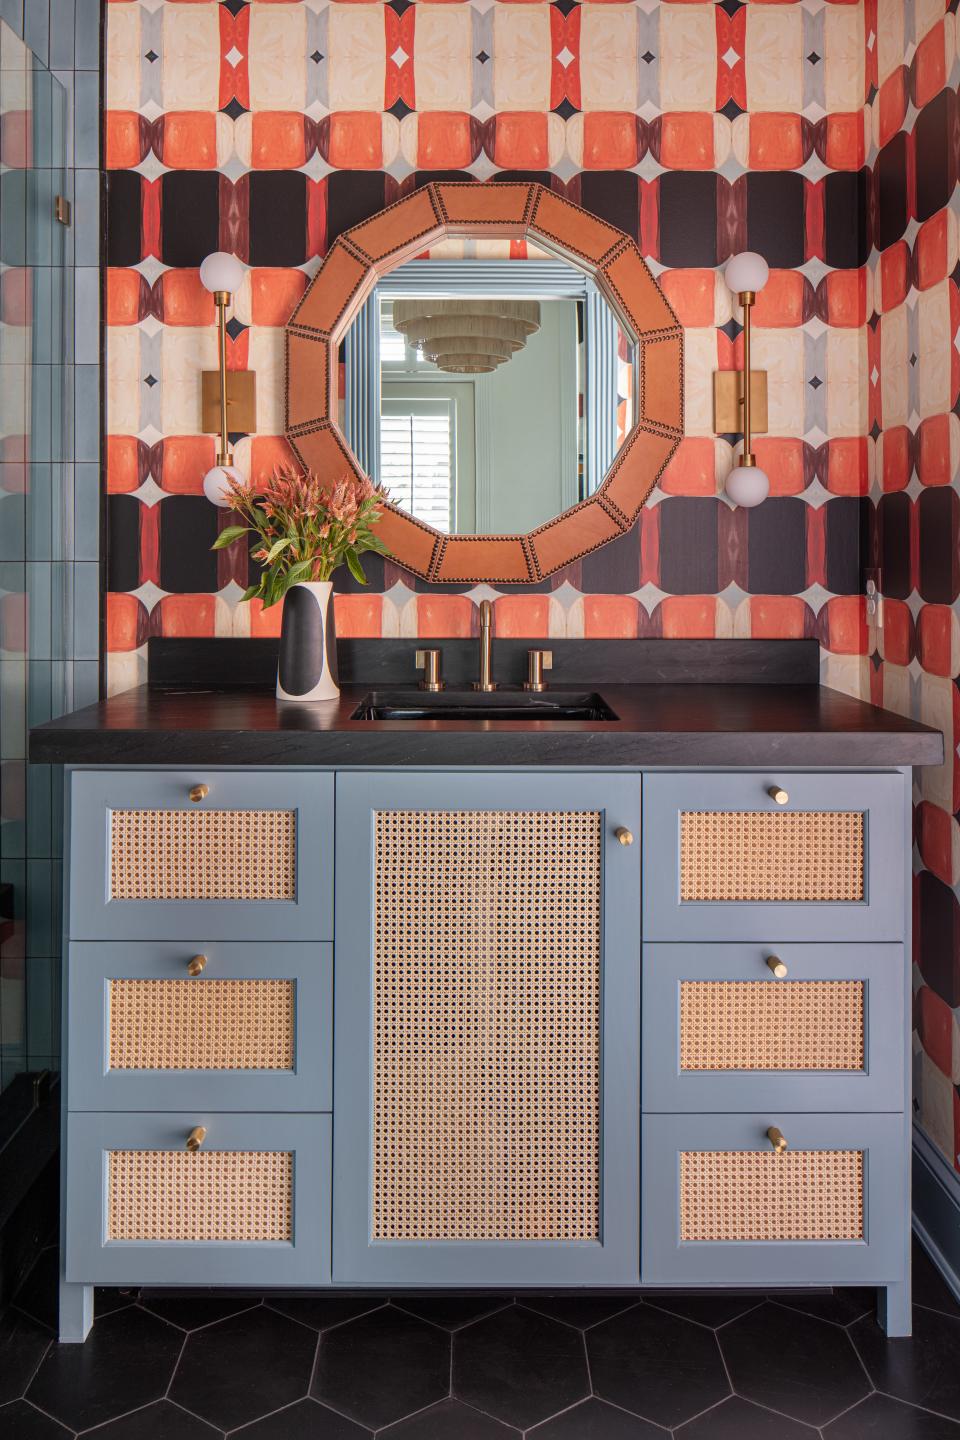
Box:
[766,955,788,978]
[187,954,207,976]
[186,1126,207,1152]
[768,786,789,805]
[189,784,209,803]
[614,827,634,847]
[766,1126,788,1154]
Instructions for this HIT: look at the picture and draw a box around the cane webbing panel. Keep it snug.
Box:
[679,811,864,903]
[108,979,295,1071]
[679,980,864,1071]
[680,1150,864,1241]
[107,1150,292,1241]
[109,809,296,901]
[373,808,601,1242]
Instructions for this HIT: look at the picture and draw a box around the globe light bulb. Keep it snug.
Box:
[203,464,242,508]
[199,251,245,295]
[724,251,769,296]
[725,464,770,508]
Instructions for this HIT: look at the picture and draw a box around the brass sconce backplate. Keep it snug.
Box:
[201,370,257,435]
[713,370,768,435]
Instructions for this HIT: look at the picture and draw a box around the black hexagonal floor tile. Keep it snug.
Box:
[26,1305,184,1432]
[79,1397,221,1437]
[392,1296,511,1330]
[528,1396,665,1437]
[644,1292,762,1329]
[913,1240,960,1320]
[380,1397,519,1437]
[312,1305,449,1429]
[721,1301,870,1427]
[850,1306,960,1421]
[823,1392,960,1438]
[140,1293,262,1331]
[521,1296,639,1330]
[0,1399,72,1439]
[96,1287,140,1317]
[170,1304,317,1431]
[774,1289,875,1327]
[676,1394,820,1437]
[453,1303,588,1430]
[0,1306,51,1404]
[267,1296,387,1332]
[587,1302,729,1428]
[229,1396,372,1437]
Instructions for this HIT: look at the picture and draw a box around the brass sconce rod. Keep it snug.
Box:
[214,289,231,467]
[740,289,755,468]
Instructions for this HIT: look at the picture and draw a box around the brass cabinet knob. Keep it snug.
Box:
[189,784,209,803]
[768,786,789,805]
[766,955,788,978]
[186,954,207,976]
[186,1126,207,1152]
[766,1126,788,1154]
[615,827,634,847]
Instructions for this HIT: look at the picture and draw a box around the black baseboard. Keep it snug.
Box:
[913,1127,960,1305]
[0,1073,60,1309]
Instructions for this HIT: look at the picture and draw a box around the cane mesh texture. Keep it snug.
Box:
[680,1149,864,1241]
[679,980,864,1071]
[679,811,864,903]
[108,979,295,1071]
[109,809,295,901]
[107,1149,292,1241]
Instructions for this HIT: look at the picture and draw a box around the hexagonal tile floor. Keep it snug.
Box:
[2,1239,959,1438]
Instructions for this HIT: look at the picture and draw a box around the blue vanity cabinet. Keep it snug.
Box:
[332,770,642,1285]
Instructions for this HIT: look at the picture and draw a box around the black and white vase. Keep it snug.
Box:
[277,581,340,702]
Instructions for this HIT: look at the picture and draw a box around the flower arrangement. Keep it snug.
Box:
[212,468,389,607]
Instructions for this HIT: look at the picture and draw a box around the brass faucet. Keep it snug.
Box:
[474,600,496,691]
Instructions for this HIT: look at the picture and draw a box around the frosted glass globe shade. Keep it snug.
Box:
[199,251,245,294]
[725,251,769,295]
[725,465,769,508]
[203,464,242,507]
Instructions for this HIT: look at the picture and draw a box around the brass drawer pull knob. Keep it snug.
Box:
[186,1126,207,1152]
[186,954,207,976]
[766,955,788,978]
[766,1126,788,1154]
[615,827,634,847]
[189,784,209,803]
[768,786,789,805]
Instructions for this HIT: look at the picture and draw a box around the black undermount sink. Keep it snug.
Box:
[352,689,619,723]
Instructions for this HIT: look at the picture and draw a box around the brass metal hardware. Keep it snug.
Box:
[768,787,789,805]
[766,955,788,978]
[615,827,634,847]
[186,1126,207,1152]
[473,599,497,692]
[523,649,553,692]
[415,648,444,692]
[713,368,768,436]
[201,369,257,441]
[189,784,209,803]
[766,1126,788,1154]
[54,195,71,226]
[187,954,207,976]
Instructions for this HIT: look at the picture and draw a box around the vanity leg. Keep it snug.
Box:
[878,1281,911,1338]
[59,1279,93,1343]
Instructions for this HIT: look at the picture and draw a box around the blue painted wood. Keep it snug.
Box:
[641,1111,906,1287]
[642,772,905,942]
[65,1112,331,1286]
[333,770,641,1285]
[68,769,333,941]
[67,941,332,1112]
[642,943,904,1114]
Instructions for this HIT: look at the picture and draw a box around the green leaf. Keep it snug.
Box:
[240,584,261,603]
[345,546,368,585]
[211,525,250,550]
[284,558,315,587]
[265,536,294,564]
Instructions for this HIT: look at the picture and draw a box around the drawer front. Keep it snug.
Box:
[68,942,332,1111]
[642,772,905,941]
[642,944,904,1112]
[642,1113,905,1286]
[66,1112,330,1285]
[68,771,333,940]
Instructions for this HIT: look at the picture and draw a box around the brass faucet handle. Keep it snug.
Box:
[415,649,444,692]
[523,649,553,692]
[186,1126,207,1152]
[766,1126,788,1154]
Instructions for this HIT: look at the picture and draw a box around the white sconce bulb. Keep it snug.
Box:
[203,463,242,508]
[199,251,245,295]
[724,251,769,296]
[725,464,770,508]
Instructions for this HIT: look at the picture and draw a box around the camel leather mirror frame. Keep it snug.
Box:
[285,182,684,585]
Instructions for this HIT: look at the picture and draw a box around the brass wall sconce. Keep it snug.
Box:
[199,251,256,507]
[714,251,770,508]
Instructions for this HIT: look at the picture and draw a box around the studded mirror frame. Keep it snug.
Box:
[284,181,684,585]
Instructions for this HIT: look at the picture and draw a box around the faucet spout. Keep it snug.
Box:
[474,600,497,692]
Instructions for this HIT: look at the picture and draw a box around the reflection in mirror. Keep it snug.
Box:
[342,258,635,537]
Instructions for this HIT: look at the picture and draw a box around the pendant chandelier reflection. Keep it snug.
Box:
[391,299,541,375]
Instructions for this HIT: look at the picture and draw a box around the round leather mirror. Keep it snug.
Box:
[285,182,683,585]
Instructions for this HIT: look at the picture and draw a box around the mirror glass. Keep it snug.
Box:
[340,253,636,536]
